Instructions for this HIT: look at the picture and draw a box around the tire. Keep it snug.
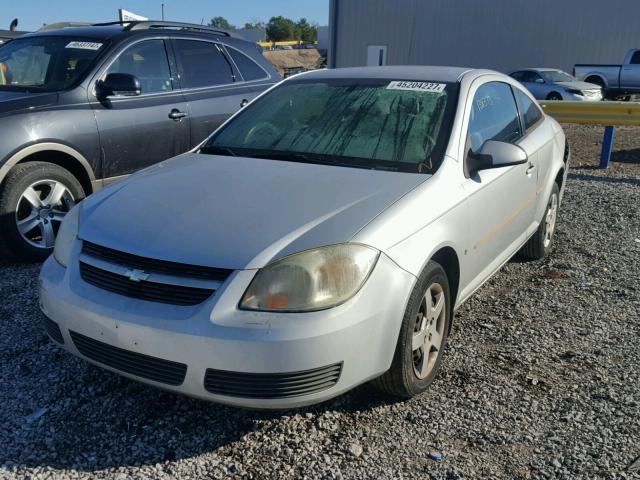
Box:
[520,183,560,260]
[0,162,84,262]
[373,261,452,398]
[546,92,562,101]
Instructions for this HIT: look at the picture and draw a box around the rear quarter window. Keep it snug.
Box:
[514,87,543,132]
[227,47,268,81]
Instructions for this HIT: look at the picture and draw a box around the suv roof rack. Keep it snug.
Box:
[39,22,92,31]
[92,20,238,38]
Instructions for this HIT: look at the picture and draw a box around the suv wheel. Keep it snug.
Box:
[0,162,84,262]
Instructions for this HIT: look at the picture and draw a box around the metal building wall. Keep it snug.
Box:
[329,0,640,72]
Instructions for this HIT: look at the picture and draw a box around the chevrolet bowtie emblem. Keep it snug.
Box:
[124,269,150,282]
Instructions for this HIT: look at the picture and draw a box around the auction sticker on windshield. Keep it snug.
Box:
[387,81,446,93]
[65,41,103,50]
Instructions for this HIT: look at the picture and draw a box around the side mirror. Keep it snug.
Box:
[534,77,545,84]
[96,73,141,98]
[468,140,528,174]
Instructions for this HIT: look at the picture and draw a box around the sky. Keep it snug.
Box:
[1,0,329,32]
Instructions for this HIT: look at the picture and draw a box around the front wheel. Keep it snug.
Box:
[373,261,451,398]
[520,183,560,260]
[0,162,84,262]
[546,92,563,101]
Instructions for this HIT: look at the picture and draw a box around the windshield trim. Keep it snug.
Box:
[201,77,460,174]
[0,35,111,93]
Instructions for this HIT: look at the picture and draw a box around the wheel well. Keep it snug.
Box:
[431,247,460,311]
[555,141,569,190]
[13,150,93,194]
[586,75,605,88]
[555,168,565,190]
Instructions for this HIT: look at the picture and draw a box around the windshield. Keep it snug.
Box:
[0,36,107,92]
[202,79,458,173]
[540,70,575,83]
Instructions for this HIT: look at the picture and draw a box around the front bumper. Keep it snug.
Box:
[568,92,602,102]
[39,251,415,409]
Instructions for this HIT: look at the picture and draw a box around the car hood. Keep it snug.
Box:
[80,153,427,270]
[556,81,601,90]
[0,90,58,115]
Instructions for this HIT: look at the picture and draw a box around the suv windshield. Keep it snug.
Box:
[202,79,458,173]
[0,36,107,92]
[540,70,575,83]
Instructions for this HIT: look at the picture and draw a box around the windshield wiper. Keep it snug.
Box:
[200,145,238,157]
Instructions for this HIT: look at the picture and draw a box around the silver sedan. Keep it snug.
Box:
[40,66,568,409]
[509,68,602,101]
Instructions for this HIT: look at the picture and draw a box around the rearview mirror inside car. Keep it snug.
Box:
[96,73,141,98]
[469,140,528,174]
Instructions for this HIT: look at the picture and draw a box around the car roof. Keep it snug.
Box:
[298,66,481,83]
[19,21,242,42]
[517,68,565,73]
[21,25,126,41]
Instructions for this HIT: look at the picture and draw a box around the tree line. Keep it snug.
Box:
[208,16,318,42]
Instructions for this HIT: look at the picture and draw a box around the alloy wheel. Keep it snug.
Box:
[412,282,446,379]
[15,179,75,249]
[543,192,558,248]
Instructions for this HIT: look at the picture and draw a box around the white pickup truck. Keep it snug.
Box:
[574,48,640,99]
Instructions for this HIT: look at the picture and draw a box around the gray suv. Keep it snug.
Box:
[0,21,279,261]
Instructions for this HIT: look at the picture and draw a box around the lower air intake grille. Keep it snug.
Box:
[79,262,214,306]
[204,363,342,399]
[70,331,187,386]
[41,315,64,344]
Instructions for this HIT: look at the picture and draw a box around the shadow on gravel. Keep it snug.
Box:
[567,172,640,186]
[611,148,640,165]
[4,342,397,472]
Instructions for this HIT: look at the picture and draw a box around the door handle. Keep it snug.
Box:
[168,109,188,120]
[240,99,249,108]
[526,164,537,175]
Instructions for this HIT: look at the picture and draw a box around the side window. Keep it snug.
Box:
[514,88,543,132]
[174,40,234,88]
[468,82,522,153]
[520,71,538,83]
[630,50,640,65]
[226,47,268,81]
[510,71,524,82]
[105,40,172,94]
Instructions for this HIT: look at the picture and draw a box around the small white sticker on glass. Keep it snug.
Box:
[65,41,103,50]
[387,81,446,93]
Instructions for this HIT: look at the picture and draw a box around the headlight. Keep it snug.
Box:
[53,202,82,267]
[566,89,583,96]
[240,244,380,312]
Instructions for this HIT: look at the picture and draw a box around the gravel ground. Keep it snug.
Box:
[1,124,639,480]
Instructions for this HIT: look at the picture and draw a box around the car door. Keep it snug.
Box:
[463,81,538,286]
[620,50,640,90]
[91,38,189,179]
[171,38,253,147]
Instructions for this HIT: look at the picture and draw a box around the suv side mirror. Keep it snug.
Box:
[96,73,141,98]
[534,77,545,84]
[468,140,528,175]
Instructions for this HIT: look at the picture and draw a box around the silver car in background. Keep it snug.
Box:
[39,66,568,409]
[510,68,602,101]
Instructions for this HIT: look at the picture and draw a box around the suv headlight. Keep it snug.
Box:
[240,244,379,312]
[53,202,82,267]
[566,88,583,96]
